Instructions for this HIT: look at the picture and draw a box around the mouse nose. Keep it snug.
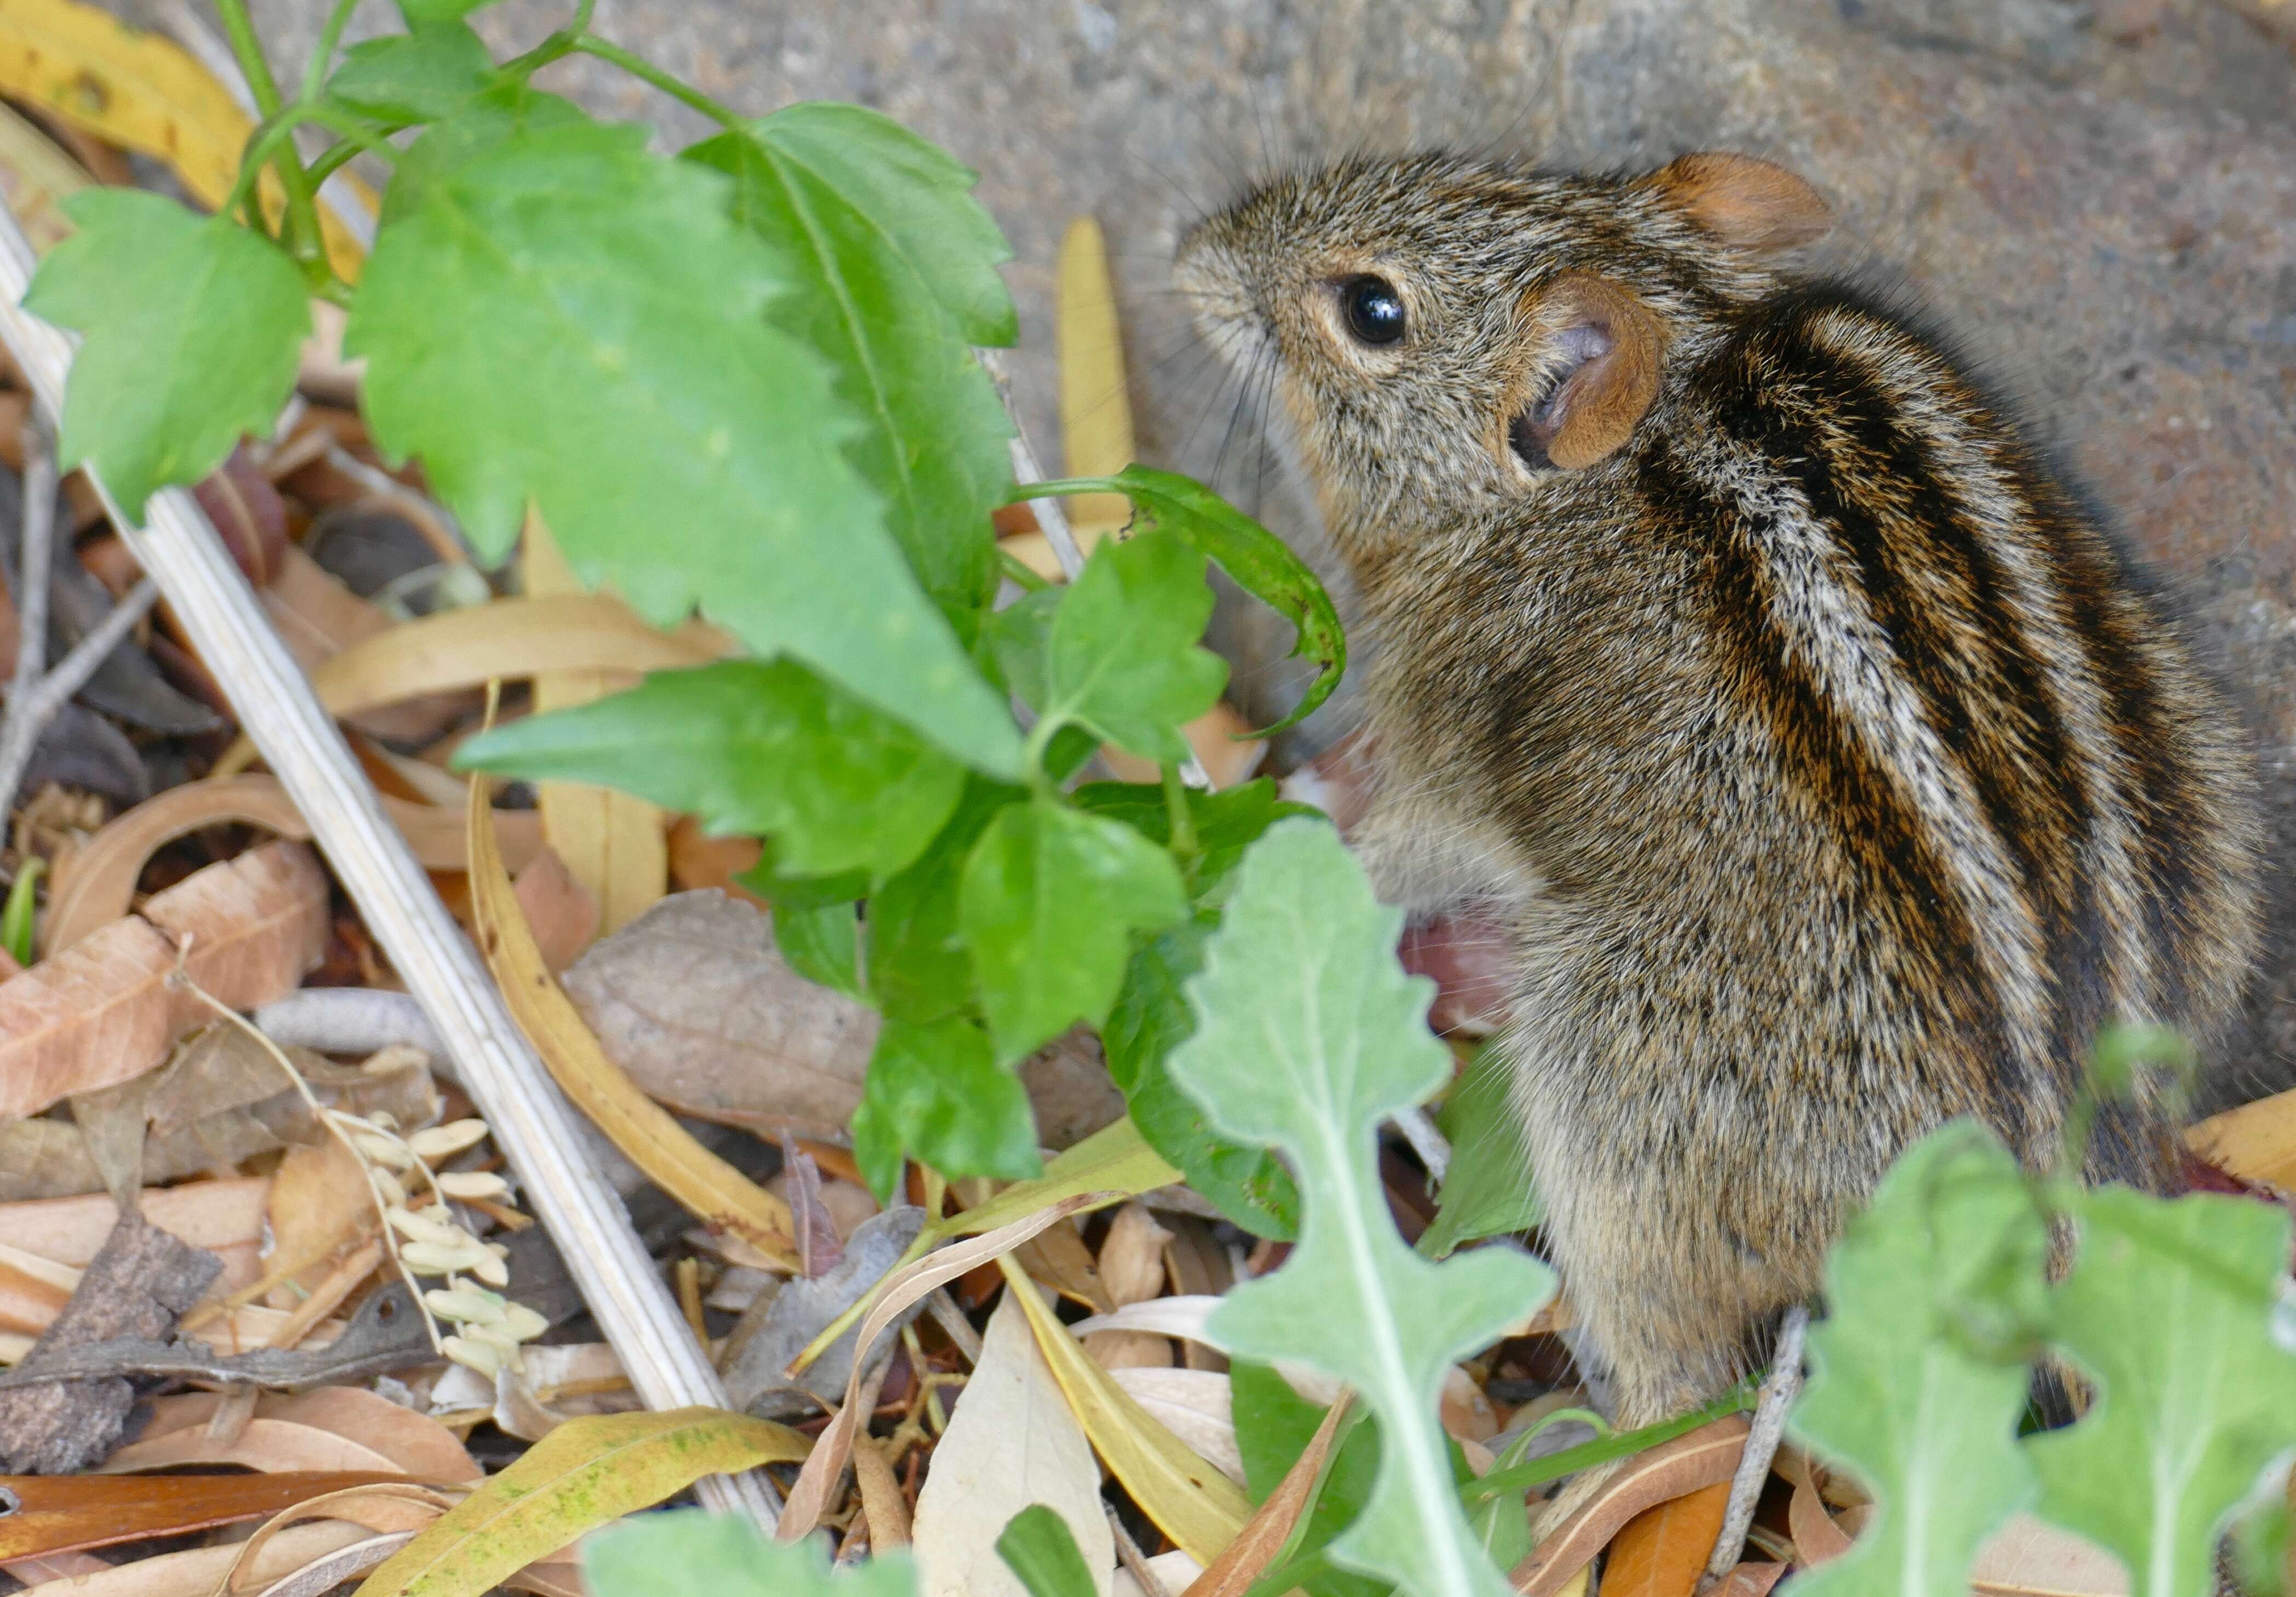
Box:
[1172,228,1260,334]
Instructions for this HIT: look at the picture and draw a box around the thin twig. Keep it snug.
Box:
[1106,1501,1172,1597]
[1703,1303,1810,1585]
[0,437,166,820]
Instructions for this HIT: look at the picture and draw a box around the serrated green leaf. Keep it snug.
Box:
[1019,465,1345,736]
[2026,1186,2296,1597]
[775,902,862,999]
[329,22,493,123]
[959,795,1189,1062]
[1073,777,1318,906]
[1105,921,1300,1239]
[866,781,1021,1024]
[454,660,963,882]
[849,1015,1040,1199]
[586,1510,914,1597]
[26,191,308,521]
[378,79,586,219]
[1790,1121,2048,1597]
[996,1505,1101,1597]
[1167,818,1551,1597]
[688,106,1014,635]
[346,115,1023,779]
[732,103,1015,345]
[1420,1045,1542,1260]
[1018,531,1227,768]
[1232,1361,1385,1597]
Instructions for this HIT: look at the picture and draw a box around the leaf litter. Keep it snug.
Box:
[0,13,2289,1597]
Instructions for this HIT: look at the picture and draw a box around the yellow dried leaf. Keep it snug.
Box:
[0,0,369,277]
[998,1252,1253,1565]
[352,1407,809,1597]
[464,767,797,1266]
[1056,215,1136,545]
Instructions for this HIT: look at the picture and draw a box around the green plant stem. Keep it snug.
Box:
[1459,1382,1759,1505]
[1162,762,1197,857]
[1019,715,1066,788]
[998,547,1050,593]
[300,0,365,103]
[212,0,328,274]
[570,35,746,131]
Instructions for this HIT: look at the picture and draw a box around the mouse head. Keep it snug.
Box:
[1175,151,1829,559]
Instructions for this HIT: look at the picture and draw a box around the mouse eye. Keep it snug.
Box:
[1338,275,1406,346]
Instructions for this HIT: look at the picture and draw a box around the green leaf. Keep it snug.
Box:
[346,115,1023,779]
[1167,818,1552,1597]
[2,857,43,968]
[775,902,862,999]
[379,80,586,219]
[1105,921,1300,1239]
[25,191,308,522]
[688,105,1015,636]
[586,1510,915,1597]
[2025,1186,2296,1597]
[1020,530,1228,767]
[996,1505,1101,1597]
[958,795,1189,1062]
[1420,1045,1543,1260]
[454,661,963,882]
[1019,465,1346,735]
[1790,1121,2049,1597]
[865,781,1021,1024]
[397,0,495,20]
[849,1015,1040,1199]
[327,21,493,122]
[1073,777,1317,906]
[1232,1361,1385,1597]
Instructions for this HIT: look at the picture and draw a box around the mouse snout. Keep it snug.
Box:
[1172,224,1264,347]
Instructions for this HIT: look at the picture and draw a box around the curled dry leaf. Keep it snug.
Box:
[561,890,876,1143]
[4,1519,379,1597]
[465,780,797,1263]
[1086,1201,1173,1370]
[43,774,541,955]
[1599,1478,1734,1597]
[0,839,327,1117]
[1179,1389,1351,1597]
[1782,1445,1857,1567]
[104,1386,481,1482]
[912,1287,1115,1597]
[258,546,467,744]
[1710,1562,1788,1597]
[511,845,601,975]
[1508,1415,1751,1597]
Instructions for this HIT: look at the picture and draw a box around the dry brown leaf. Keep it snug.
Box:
[0,840,326,1117]
[0,1472,433,1562]
[1509,1415,1750,1597]
[262,1139,375,1307]
[1086,1201,1171,1369]
[466,777,796,1262]
[1021,1212,1114,1316]
[2188,1089,2296,1188]
[1968,1512,2131,1596]
[666,815,766,907]
[513,845,602,975]
[1600,1478,1732,1597]
[1783,1446,1857,1567]
[913,1287,1115,1597]
[2,1176,269,1268]
[561,890,876,1143]
[257,546,467,743]
[115,1387,480,1483]
[1018,1028,1129,1153]
[853,1432,912,1549]
[1710,1561,1787,1597]
[42,776,539,953]
[11,1520,378,1597]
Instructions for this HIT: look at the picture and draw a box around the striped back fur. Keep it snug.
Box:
[1178,152,2263,1423]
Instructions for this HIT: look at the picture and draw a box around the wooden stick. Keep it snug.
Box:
[0,199,778,1530]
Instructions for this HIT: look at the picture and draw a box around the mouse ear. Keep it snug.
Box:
[1642,152,1832,254]
[1512,273,1666,472]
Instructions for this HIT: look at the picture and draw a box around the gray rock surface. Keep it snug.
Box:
[218,0,2295,1086]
